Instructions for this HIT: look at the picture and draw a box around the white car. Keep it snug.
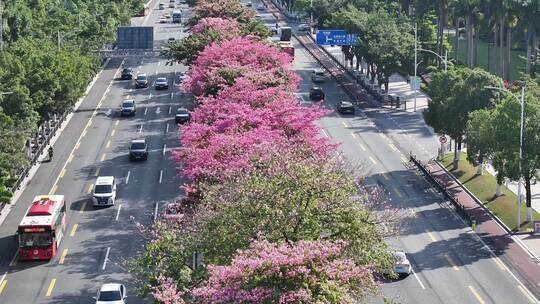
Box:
[93,283,127,304]
[169,3,175,8]
[256,4,265,11]
[393,251,412,276]
[311,69,325,83]
[159,17,167,23]
[297,23,311,33]
[92,176,117,207]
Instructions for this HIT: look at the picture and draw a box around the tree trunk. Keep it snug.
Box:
[474,21,480,67]
[465,15,471,67]
[500,19,505,78]
[453,140,459,169]
[455,16,460,62]
[525,177,533,222]
[496,182,503,196]
[526,27,532,74]
[505,21,512,80]
[476,162,483,175]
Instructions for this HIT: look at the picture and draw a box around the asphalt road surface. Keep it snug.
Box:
[256,2,540,303]
[0,1,190,303]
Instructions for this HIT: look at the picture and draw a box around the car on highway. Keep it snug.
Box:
[178,72,188,83]
[129,139,148,161]
[393,251,412,277]
[93,283,127,304]
[337,101,355,115]
[135,73,148,88]
[120,99,136,117]
[120,68,133,80]
[245,1,252,7]
[159,17,167,23]
[311,69,325,83]
[175,107,191,124]
[255,14,262,21]
[159,3,165,9]
[155,77,169,90]
[169,2,175,8]
[164,12,171,18]
[257,3,265,11]
[168,37,175,44]
[297,23,311,33]
[92,176,117,207]
[309,86,325,100]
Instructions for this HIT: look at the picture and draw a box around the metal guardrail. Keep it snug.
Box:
[409,153,473,225]
[9,113,68,195]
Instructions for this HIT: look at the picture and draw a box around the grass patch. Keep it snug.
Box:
[441,152,539,232]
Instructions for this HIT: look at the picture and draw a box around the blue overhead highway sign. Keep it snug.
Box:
[316,30,358,46]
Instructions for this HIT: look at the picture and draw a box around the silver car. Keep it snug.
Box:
[393,251,412,276]
[311,69,325,83]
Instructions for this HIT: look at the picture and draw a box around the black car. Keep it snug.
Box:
[121,68,134,80]
[129,139,148,161]
[120,99,136,116]
[337,101,355,114]
[135,74,148,88]
[175,107,191,124]
[309,86,325,100]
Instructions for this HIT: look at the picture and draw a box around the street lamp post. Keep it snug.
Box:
[485,85,526,229]
[413,23,450,112]
[310,0,313,35]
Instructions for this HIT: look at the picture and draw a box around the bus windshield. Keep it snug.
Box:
[19,232,52,247]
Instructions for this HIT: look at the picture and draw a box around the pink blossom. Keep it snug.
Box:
[192,17,240,35]
[192,240,375,303]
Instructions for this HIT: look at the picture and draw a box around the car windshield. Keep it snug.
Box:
[314,70,324,76]
[122,101,133,107]
[19,232,52,247]
[123,69,132,73]
[98,290,122,301]
[177,109,189,114]
[94,184,112,194]
[157,78,166,82]
[131,142,146,150]
[137,75,147,80]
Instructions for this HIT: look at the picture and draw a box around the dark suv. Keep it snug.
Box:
[121,68,133,80]
[129,139,148,161]
[135,74,148,88]
[175,107,191,124]
[337,101,355,114]
[309,86,325,100]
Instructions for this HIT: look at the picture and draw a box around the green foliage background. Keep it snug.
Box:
[0,0,144,203]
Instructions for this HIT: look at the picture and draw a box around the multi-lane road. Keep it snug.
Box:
[0,1,189,303]
[0,0,538,303]
[258,1,540,303]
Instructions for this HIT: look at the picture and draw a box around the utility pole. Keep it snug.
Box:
[310,0,313,35]
[519,86,526,225]
[413,23,418,112]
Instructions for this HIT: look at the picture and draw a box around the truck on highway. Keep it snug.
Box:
[172,10,182,23]
[279,26,292,41]
[17,195,67,261]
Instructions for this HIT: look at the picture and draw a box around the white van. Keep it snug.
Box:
[92,176,117,207]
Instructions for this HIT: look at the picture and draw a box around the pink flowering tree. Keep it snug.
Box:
[182,37,297,96]
[190,0,255,26]
[191,17,240,35]
[192,240,377,304]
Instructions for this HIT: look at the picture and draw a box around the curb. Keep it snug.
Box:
[0,58,112,227]
[434,159,540,264]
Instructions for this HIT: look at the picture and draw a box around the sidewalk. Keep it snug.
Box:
[317,45,430,112]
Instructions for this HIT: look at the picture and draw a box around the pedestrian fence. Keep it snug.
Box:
[409,153,474,225]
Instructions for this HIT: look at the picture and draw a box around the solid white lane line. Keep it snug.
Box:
[168,106,172,114]
[115,204,122,221]
[162,144,167,156]
[8,252,17,266]
[102,247,110,270]
[411,268,426,289]
[154,202,159,222]
[518,285,538,304]
[165,123,169,133]
[0,272,6,286]
[321,129,329,137]
[159,170,163,183]
[138,124,143,133]
[125,171,130,184]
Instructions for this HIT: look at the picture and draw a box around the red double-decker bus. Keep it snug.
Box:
[17,195,67,261]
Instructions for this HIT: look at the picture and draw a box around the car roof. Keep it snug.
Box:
[122,99,134,103]
[157,77,167,80]
[100,283,122,292]
[340,101,353,105]
[137,73,147,77]
[312,86,322,90]
[131,139,146,144]
[96,176,115,185]
[313,69,324,73]
[123,68,132,71]
[177,107,188,111]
